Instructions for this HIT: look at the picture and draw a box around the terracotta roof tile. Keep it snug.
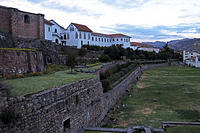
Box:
[131,42,155,48]
[71,23,92,32]
[44,19,54,25]
[108,33,131,38]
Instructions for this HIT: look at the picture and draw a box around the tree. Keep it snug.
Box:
[78,48,87,57]
[66,54,76,73]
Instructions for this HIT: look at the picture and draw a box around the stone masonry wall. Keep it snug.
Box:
[100,62,180,122]
[0,50,45,77]
[0,78,103,133]
[0,5,44,39]
[0,62,180,133]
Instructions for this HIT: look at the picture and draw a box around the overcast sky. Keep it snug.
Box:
[1,0,200,42]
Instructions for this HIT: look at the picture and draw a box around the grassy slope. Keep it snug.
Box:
[3,70,96,97]
[101,66,200,133]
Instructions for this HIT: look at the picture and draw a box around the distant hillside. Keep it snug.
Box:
[144,38,200,51]
[143,41,166,48]
[170,38,200,51]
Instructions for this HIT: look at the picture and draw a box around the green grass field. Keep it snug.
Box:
[3,70,96,97]
[88,66,200,133]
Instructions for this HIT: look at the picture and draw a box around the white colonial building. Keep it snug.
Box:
[44,21,131,48]
[183,51,200,68]
[44,19,66,45]
[65,23,131,48]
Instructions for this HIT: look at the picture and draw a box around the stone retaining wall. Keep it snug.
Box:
[0,77,103,133]
[0,50,45,77]
[100,62,180,123]
[0,62,180,133]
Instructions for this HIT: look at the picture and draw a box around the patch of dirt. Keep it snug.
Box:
[136,108,156,115]
[137,82,145,89]
[117,117,129,127]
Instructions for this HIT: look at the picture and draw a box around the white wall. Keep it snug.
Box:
[65,23,131,48]
[50,20,63,45]
[44,24,52,41]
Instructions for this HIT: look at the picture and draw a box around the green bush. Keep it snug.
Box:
[99,54,111,62]
[0,108,19,124]
[102,79,111,93]
[78,48,87,56]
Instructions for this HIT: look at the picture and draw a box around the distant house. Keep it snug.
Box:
[65,23,131,48]
[130,42,160,53]
[183,51,200,68]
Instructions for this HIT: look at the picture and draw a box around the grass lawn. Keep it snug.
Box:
[76,64,103,72]
[96,66,200,133]
[3,70,96,97]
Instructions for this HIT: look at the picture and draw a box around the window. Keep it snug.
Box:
[117,39,118,41]
[99,38,100,42]
[104,38,106,42]
[102,38,103,42]
[88,34,90,39]
[55,39,58,44]
[48,27,50,32]
[107,39,109,42]
[92,37,94,41]
[121,38,123,41]
[113,39,115,41]
[84,33,86,39]
[95,37,97,41]
[24,15,30,24]
[75,32,78,39]
[67,33,69,39]
[55,29,57,33]
[64,34,66,39]
[79,33,82,39]
[63,119,70,132]
[61,36,63,39]
[70,27,74,31]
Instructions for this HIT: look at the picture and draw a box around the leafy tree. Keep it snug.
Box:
[78,48,87,56]
[66,54,76,72]
[99,54,111,62]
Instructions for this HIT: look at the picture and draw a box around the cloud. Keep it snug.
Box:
[101,23,200,41]
[99,0,150,9]
[0,0,200,41]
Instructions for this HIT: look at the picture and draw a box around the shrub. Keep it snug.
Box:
[102,79,111,93]
[78,48,87,56]
[0,108,19,124]
[99,54,111,62]
[66,54,77,72]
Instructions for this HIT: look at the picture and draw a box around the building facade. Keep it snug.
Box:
[0,5,44,39]
[183,51,200,68]
[65,23,131,48]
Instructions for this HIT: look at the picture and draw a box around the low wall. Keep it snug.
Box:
[0,77,103,133]
[0,62,180,133]
[100,62,180,123]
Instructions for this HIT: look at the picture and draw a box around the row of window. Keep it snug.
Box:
[65,32,129,42]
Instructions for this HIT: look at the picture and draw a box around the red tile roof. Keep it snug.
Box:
[71,23,92,32]
[131,42,155,48]
[92,32,109,37]
[44,19,54,25]
[92,32,131,38]
[108,33,131,38]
